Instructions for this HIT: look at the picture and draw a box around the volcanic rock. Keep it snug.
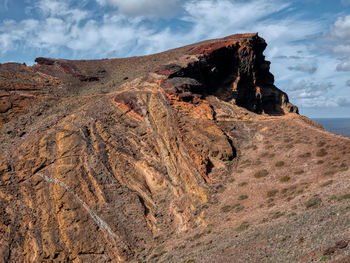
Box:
[0,33,349,263]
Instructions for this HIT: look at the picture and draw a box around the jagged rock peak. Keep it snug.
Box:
[153,33,298,115]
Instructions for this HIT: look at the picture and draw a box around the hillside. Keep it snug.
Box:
[0,33,349,263]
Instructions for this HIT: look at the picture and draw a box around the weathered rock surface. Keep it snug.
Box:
[0,33,349,263]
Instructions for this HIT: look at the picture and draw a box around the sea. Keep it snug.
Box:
[312,118,350,138]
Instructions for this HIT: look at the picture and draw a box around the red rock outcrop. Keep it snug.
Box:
[2,33,348,263]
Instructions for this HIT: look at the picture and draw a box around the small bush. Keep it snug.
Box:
[238,182,248,187]
[221,205,232,213]
[254,169,269,178]
[275,161,285,167]
[294,170,304,175]
[317,141,326,147]
[234,221,249,232]
[270,211,285,219]
[316,148,328,157]
[280,176,291,182]
[238,195,248,200]
[305,197,322,208]
[299,152,311,158]
[253,160,262,166]
[338,194,350,201]
[226,159,236,165]
[267,189,279,197]
[324,170,336,177]
[233,203,244,212]
[228,178,235,183]
[320,180,333,187]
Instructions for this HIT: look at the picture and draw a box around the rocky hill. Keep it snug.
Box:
[0,33,349,263]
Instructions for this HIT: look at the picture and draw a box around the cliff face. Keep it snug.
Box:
[1,34,349,263]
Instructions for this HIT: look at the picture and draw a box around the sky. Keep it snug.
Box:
[0,0,350,118]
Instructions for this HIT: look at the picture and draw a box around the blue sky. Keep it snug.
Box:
[0,0,350,118]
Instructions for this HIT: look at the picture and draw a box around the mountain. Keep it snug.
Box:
[0,33,349,263]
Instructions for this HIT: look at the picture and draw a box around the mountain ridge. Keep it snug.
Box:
[0,33,350,263]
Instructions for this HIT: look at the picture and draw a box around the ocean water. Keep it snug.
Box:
[312,118,350,138]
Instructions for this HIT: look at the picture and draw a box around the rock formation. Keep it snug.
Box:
[0,33,349,263]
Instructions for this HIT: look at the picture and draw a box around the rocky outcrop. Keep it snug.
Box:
[155,33,297,115]
[0,33,301,262]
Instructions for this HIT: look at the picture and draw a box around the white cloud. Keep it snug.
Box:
[96,0,183,18]
[336,60,350,72]
[288,64,317,74]
[283,80,337,107]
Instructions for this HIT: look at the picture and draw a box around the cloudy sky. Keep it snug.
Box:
[0,0,350,118]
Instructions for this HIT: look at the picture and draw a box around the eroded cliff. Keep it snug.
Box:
[1,34,350,263]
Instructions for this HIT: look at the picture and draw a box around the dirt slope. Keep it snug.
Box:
[0,33,349,263]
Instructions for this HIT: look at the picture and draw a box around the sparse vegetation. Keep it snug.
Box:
[270,211,285,219]
[254,169,269,178]
[228,178,235,183]
[305,197,322,209]
[238,182,248,187]
[234,221,249,232]
[320,255,328,261]
[320,180,333,187]
[281,188,288,194]
[238,195,248,200]
[317,141,326,147]
[253,160,262,166]
[294,170,304,175]
[338,194,350,201]
[275,161,285,167]
[221,205,232,213]
[226,159,236,165]
[316,148,328,157]
[267,189,278,197]
[299,152,311,158]
[297,189,304,195]
[323,170,336,177]
[280,176,290,182]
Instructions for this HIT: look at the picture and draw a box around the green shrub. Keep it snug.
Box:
[294,170,304,175]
